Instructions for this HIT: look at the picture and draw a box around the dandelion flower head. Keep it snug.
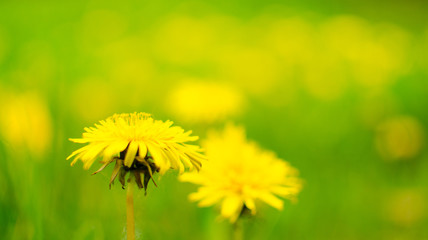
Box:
[180,124,302,222]
[67,112,206,191]
[0,91,53,158]
[375,116,424,161]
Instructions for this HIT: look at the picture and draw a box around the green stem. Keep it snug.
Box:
[126,181,135,240]
[233,220,243,240]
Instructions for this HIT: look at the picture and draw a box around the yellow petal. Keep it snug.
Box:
[244,198,257,215]
[271,186,301,197]
[221,195,243,223]
[124,141,139,167]
[70,151,86,166]
[258,192,283,210]
[147,142,170,174]
[68,138,91,143]
[198,192,224,207]
[138,142,148,158]
[102,140,129,163]
[81,143,106,161]
[188,187,213,201]
[169,144,193,170]
[81,143,108,169]
[179,172,204,184]
[66,145,90,160]
[164,147,184,173]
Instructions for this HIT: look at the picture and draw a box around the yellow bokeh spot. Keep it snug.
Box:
[320,15,372,62]
[351,39,406,88]
[384,189,426,227]
[0,91,53,158]
[166,81,245,124]
[375,116,424,161]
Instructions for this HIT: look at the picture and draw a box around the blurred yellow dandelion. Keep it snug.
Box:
[384,189,426,227]
[0,91,53,158]
[320,15,372,62]
[166,81,245,124]
[180,124,302,223]
[375,116,424,161]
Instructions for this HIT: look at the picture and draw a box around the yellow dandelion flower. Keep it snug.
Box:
[0,91,53,159]
[384,189,426,227]
[375,116,424,161]
[67,112,206,190]
[67,112,206,240]
[180,124,302,223]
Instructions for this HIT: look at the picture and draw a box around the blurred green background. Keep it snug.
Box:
[1,0,427,239]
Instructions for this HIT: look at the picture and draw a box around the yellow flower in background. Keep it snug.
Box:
[375,116,424,161]
[384,189,426,227]
[320,15,372,62]
[67,112,206,190]
[166,81,245,124]
[0,91,52,158]
[180,124,302,222]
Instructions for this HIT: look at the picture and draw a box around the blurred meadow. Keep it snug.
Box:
[1,0,428,239]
